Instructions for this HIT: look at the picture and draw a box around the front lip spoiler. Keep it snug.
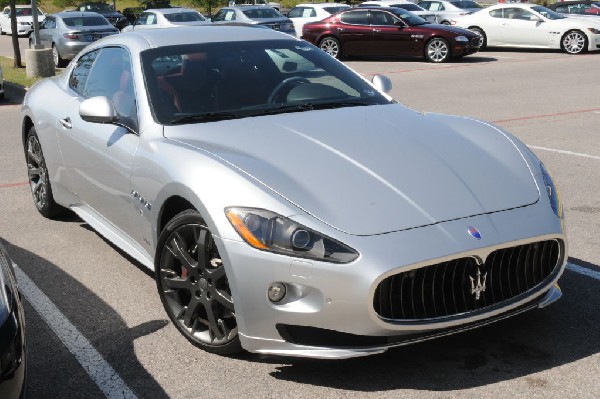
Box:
[242,284,562,359]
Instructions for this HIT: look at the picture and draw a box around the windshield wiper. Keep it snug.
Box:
[253,101,373,117]
[170,112,244,124]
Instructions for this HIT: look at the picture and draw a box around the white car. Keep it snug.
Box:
[417,0,483,24]
[0,5,45,36]
[121,8,211,32]
[358,1,437,22]
[287,2,350,37]
[454,3,600,54]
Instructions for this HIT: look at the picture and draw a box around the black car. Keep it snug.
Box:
[76,2,128,29]
[0,243,27,399]
[547,0,600,16]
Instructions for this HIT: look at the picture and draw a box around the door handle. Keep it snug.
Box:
[59,117,72,129]
[373,29,381,32]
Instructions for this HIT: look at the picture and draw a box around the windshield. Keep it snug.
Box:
[451,1,482,9]
[389,9,428,25]
[532,5,565,19]
[63,16,111,26]
[323,6,351,14]
[142,40,392,125]
[164,12,206,22]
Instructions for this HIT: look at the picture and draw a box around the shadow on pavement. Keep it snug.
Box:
[0,238,170,399]
[261,259,599,391]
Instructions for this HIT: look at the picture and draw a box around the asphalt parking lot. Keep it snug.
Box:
[1,38,600,398]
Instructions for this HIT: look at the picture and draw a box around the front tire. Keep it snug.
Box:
[561,30,587,54]
[155,210,242,355]
[469,27,487,49]
[25,127,66,218]
[425,37,451,63]
[319,36,341,59]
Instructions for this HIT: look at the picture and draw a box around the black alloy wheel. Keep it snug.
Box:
[25,127,66,218]
[155,210,242,355]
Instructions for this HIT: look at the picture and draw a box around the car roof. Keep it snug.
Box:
[150,8,199,15]
[108,25,295,50]
[53,11,109,18]
[294,2,350,6]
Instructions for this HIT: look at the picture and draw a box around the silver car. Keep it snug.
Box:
[211,6,295,35]
[21,26,567,359]
[32,11,119,68]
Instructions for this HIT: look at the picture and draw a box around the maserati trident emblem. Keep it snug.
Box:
[469,268,487,300]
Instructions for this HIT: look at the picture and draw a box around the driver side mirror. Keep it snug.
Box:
[530,16,543,22]
[394,21,406,29]
[372,74,392,94]
[80,96,119,124]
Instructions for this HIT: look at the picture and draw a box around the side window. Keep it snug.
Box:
[514,9,534,20]
[489,9,503,18]
[419,2,431,10]
[84,47,137,128]
[224,10,236,21]
[69,49,100,96]
[430,2,444,11]
[146,13,157,25]
[370,11,396,26]
[340,10,369,25]
[504,8,519,19]
[307,8,317,18]
[41,17,55,29]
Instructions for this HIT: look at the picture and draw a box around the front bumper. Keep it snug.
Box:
[216,200,567,359]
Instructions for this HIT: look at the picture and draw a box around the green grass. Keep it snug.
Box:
[1,56,45,88]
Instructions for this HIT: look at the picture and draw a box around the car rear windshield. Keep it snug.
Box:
[63,16,111,26]
[243,8,281,18]
[391,4,422,11]
[164,12,206,22]
[141,39,392,125]
[323,6,351,14]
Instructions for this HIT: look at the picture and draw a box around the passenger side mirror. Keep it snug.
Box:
[372,74,392,94]
[394,21,405,29]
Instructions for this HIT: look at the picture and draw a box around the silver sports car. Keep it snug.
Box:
[21,26,567,359]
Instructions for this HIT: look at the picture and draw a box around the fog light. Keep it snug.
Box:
[267,282,286,303]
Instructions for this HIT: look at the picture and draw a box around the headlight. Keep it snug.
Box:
[225,207,359,263]
[588,28,600,34]
[540,162,564,219]
[455,35,469,42]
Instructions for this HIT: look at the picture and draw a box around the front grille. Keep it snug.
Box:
[374,240,562,321]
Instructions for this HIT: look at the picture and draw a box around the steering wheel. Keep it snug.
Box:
[267,76,310,104]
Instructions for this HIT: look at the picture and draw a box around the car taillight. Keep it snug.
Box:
[63,33,79,39]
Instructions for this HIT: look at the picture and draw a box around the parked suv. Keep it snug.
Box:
[76,2,127,29]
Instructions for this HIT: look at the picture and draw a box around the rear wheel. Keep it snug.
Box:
[25,127,67,218]
[561,30,587,54]
[52,45,65,68]
[425,38,451,63]
[319,36,341,59]
[155,210,242,355]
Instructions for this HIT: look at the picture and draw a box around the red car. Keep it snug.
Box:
[301,7,480,63]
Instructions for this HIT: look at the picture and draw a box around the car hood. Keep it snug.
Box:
[164,104,540,235]
[418,23,475,36]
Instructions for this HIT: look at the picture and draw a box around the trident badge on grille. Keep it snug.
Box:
[469,268,487,300]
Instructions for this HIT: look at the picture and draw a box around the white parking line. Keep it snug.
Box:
[528,145,600,161]
[13,264,138,399]
[566,262,600,281]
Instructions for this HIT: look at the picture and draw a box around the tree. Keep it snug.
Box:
[188,0,222,17]
[8,0,22,68]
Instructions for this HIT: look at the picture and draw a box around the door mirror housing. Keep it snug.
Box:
[80,96,119,124]
[372,74,392,94]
